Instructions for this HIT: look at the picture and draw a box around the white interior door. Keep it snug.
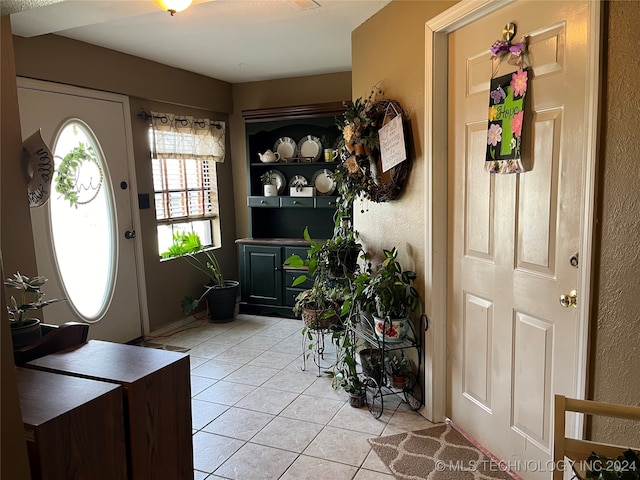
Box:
[447,1,595,475]
[17,78,145,343]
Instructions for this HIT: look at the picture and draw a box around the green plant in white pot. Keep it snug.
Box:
[161,231,239,322]
[359,247,419,343]
[260,171,278,197]
[5,272,64,349]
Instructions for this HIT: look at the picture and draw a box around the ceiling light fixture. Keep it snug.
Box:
[152,0,193,16]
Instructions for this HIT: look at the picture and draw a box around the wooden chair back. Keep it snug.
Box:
[553,394,640,480]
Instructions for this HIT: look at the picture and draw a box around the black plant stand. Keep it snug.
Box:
[351,313,428,418]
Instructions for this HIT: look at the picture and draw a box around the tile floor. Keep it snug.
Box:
[149,313,434,480]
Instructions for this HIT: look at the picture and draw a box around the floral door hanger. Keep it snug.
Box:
[486,68,529,174]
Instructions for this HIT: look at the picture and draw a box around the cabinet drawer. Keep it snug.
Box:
[285,287,307,308]
[281,197,314,208]
[248,196,280,208]
[284,269,313,290]
[285,246,310,260]
[315,196,338,208]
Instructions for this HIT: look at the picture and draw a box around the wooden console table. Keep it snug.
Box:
[26,340,193,479]
[17,367,127,480]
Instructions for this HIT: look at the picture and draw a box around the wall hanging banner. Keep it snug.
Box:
[486,68,528,174]
[23,129,54,207]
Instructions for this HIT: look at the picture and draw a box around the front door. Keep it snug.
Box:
[18,78,144,343]
[447,1,595,475]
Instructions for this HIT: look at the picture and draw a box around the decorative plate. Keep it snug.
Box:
[312,169,336,196]
[274,137,297,160]
[268,169,286,195]
[297,135,322,162]
[288,174,308,189]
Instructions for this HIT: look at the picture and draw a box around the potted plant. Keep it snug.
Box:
[358,347,383,385]
[260,170,278,197]
[5,272,64,349]
[359,247,419,343]
[161,231,239,322]
[585,449,639,479]
[284,227,346,321]
[330,327,366,408]
[384,351,411,389]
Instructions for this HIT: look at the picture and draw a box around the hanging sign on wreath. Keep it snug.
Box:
[379,103,407,173]
[485,23,530,174]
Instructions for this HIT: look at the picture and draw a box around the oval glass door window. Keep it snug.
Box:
[50,120,115,321]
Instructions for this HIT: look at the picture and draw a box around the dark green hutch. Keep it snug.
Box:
[237,102,347,317]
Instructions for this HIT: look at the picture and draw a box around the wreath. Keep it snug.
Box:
[55,143,103,208]
[335,91,410,203]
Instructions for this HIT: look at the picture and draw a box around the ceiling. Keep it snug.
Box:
[5,0,391,84]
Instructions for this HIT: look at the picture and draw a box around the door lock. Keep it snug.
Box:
[124,230,136,240]
[559,289,577,308]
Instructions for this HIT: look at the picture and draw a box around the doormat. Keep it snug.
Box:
[368,423,516,480]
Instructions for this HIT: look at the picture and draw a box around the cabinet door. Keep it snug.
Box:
[242,245,283,305]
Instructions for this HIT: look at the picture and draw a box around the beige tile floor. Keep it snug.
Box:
[150,313,433,480]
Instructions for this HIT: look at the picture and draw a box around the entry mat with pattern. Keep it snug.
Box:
[368,423,516,480]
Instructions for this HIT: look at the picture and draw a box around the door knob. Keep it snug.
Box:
[124,230,136,240]
[559,289,577,308]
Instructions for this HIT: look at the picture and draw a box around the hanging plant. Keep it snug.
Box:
[55,143,103,208]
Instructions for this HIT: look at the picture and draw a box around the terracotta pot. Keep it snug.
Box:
[354,143,365,155]
[391,375,407,389]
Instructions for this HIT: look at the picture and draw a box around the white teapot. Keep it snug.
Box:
[258,150,280,163]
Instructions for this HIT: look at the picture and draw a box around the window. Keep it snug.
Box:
[149,112,226,254]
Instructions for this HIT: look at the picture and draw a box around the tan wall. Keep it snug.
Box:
[13,34,231,112]
[128,98,236,331]
[351,0,455,301]
[1,15,33,480]
[11,34,235,332]
[588,0,640,446]
[230,73,352,239]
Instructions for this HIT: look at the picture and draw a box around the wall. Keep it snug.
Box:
[128,98,236,332]
[0,15,33,479]
[231,72,352,239]
[589,0,640,446]
[11,34,235,332]
[351,0,455,305]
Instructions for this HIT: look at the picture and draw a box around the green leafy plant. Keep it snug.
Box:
[384,351,411,376]
[585,449,639,480]
[4,272,64,326]
[55,143,98,208]
[260,170,276,185]
[161,231,225,315]
[360,247,418,319]
[329,327,364,395]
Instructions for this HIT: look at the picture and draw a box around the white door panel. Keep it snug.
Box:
[18,79,143,343]
[448,1,593,476]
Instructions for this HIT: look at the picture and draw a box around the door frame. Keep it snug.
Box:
[422,0,601,439]
[17,77,151,336]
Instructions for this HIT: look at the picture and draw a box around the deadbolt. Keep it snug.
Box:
[559,289,577,308]
[569,252,579,268]
[124,230,136,240]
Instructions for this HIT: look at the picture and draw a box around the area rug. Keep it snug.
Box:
[369,423,515,480]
